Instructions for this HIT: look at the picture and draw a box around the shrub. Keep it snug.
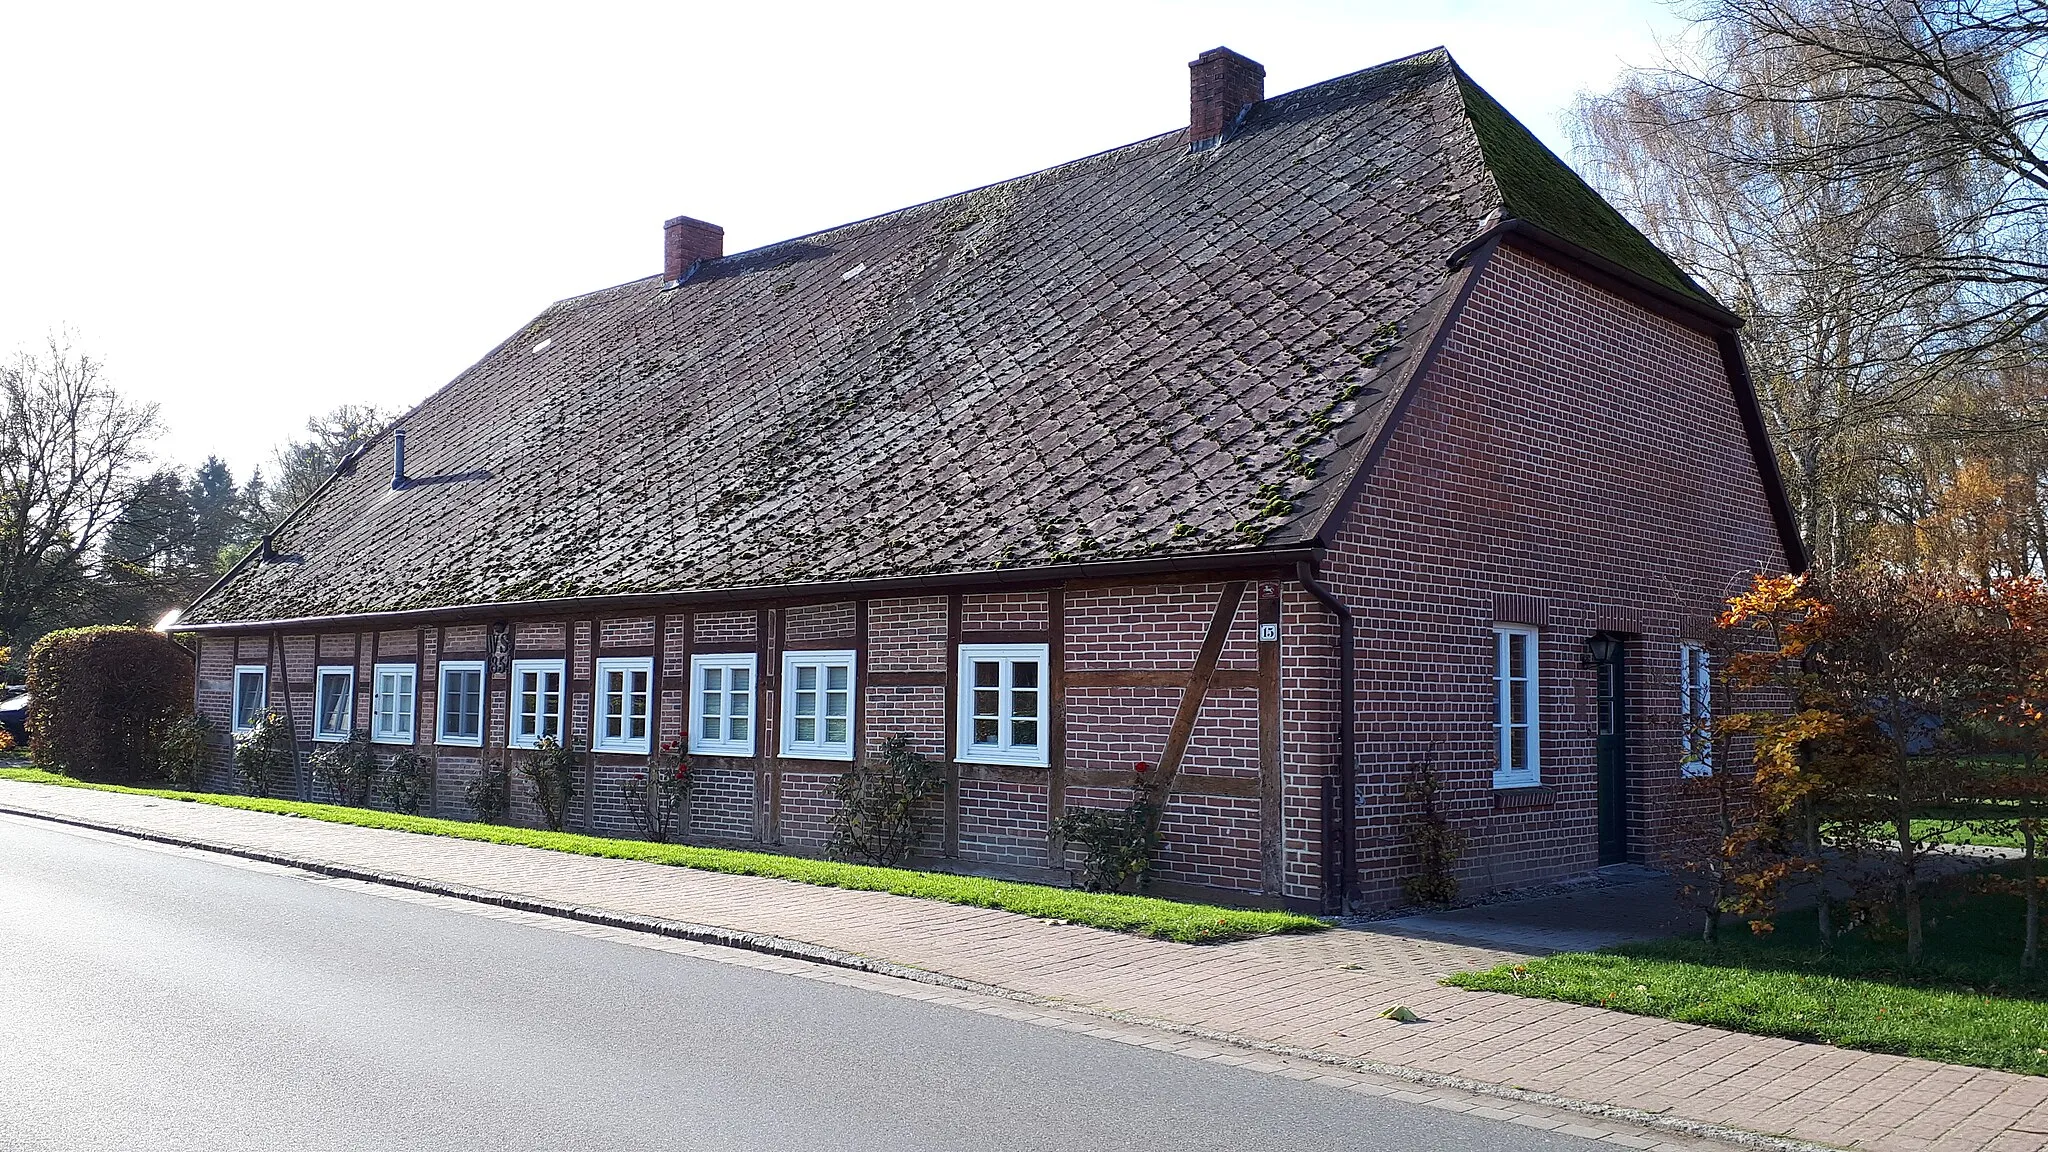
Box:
[620,740,690,842]
[25,626,193,782]
[829,735,944,864]
[307,734,378,807]
[383,750,429,815]
[466,760,510,823]
[232,710,294,797]
[1054,761,1162,893]
[156,714,212,788]
[1399,758,1467,906]
[518,736,578,832]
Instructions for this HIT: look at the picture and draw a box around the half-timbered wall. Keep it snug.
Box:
[190,572,1316,905]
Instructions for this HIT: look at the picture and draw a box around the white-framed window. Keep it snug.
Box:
[313,666,355,742]
[690,653,757,757]
[595,656,654,754]
[231,664,268,734]
[781,649,856,761]
[371,663,417,745]
[1680,642,1713,777]
[437,660,486,747]
[509,659,565,749]
[1492,626,1540,789]
[957,643,1048,767]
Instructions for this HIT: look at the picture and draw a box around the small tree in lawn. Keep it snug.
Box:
[1961,577,2048,972]
[307,733,378,806]
[1054,760,1164,894]
[1719,568,1975,965]
[232,710,295,798]
[518,736,578,832]
[620,740,690,842]
[382,750,429,815]
[828,735,943,865]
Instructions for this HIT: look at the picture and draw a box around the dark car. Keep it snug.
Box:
[0,687,26,748]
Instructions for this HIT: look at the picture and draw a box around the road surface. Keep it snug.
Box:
[0,814,1614,1151]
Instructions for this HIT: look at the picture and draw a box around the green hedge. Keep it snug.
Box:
[27,626,194,782]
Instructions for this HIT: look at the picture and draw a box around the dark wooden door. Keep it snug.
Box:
[1595,641,1629,865]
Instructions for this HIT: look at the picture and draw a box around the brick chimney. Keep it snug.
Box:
[1189,47,1265,151]
[664,215,724,282]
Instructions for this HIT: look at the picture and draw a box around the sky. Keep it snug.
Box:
[0,0,1678,481]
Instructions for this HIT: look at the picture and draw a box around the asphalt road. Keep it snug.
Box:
[0,816,1612,1152]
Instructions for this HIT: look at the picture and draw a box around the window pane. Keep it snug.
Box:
[1010,688,1037,719]
[727,716,747,742]
[703,667,722,694]
[1010,661,1038,690]
[795,689,817,719]
[1511,725,1529,770]
[825,691,848,719]
[972,717,998,744]
[1508,633,1527,681]
[973,689,999,718]
[795,665,818,692]
[1010,718,1039,747]
[730,668,751,694]
[796,716,817,742]
[973,661,999,688]
[729,684,750,716]
[824,716,848,743]
[825,665,848,692]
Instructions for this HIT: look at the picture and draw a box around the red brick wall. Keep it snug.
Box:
[1320,244,1790,908]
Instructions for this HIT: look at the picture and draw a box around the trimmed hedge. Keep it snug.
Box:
[27,626,194,782]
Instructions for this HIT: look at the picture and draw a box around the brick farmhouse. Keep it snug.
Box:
[175,47,1801,912]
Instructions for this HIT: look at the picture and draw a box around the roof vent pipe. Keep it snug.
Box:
[664,215,725,283]
[392,429,407,489]
[1188,47,1265,151]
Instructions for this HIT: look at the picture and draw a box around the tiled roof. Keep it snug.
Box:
[186,50,1701,626]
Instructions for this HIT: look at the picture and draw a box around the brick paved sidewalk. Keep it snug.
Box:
[4,780,2043,1152]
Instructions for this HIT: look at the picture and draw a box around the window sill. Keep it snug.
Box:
[781,748,855,763]
[312,732,351,744]
[436,735,484,749]
[1491,783,1556,810]
[956,750,1049,769]
[689,746,757,759]
[371,735,416,747]
[593,743,653,756]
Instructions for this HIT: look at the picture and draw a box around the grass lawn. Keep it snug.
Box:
[0,766,1325,945]
[1449,870,2048,1076]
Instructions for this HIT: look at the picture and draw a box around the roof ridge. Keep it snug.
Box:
[548,47,1469,308]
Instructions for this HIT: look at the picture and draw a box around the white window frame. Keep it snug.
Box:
[956,643,1050,767]
[370,663,417,745]
[436,659,487,748]
[690,653,758,757]
[312,666,355,742]
[780,649,857,761]
[231,664,269,734]
[1680,642,1713,777]
[594,656,655,754]
[1492,626,1541,789]
[508,658,566,750]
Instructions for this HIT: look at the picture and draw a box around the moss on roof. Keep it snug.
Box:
[1454,66,1714,305]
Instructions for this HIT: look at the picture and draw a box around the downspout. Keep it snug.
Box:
[1296,560,1357,914]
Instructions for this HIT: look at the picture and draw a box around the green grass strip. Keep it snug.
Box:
[0,767,1325,944]
[1447,879,2048,1076]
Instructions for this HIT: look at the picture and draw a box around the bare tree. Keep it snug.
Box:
[1570,1,2048,566]
[0,335,162,642]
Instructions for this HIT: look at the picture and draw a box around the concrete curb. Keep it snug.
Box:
[0,800,1843,1152]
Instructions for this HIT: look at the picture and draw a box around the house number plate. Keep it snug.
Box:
[1258,623,1279,643]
